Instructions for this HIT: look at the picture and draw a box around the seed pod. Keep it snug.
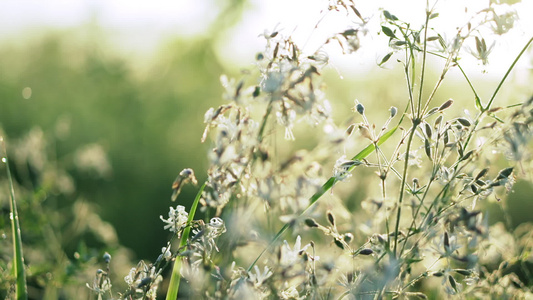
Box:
[355,103,365,115]
[439,99,454,111]
[487,107,503,113]
[432,271,444,277]
[305,218,319,228]
[359,125,373,140]
[448,275,458,292]
[359,248,374,255]
[455,269,472,276]
[471,184,478,194]
[346,123,357,136]
[424,122,432,139]
[390,106,398,118]
[327,211,335,226]
[253,86,261,98]
[343,233,354,243]
[103,252,112,263]
[496,167,514,180]
[457,118,471,127]
[302,252,309,262]
[424,139,432,160]
[434,116,443,129]
[457,142,464,156]
[138,277,152,288]
[443,129,449,144]
[475,168,489,181]
[461,150,474,161]
[426,107,438,116]
[334,239,344,250]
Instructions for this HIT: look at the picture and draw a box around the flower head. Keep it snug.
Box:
[160,205,188,234]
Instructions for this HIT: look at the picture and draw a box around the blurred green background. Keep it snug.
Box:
[1,0,532,271]
[0,0,251,261]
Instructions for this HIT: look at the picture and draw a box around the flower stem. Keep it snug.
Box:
[166,182,206,300]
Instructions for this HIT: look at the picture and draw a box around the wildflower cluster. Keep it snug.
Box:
[83,1,532,299]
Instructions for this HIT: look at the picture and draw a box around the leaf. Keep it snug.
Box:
[379,52,394,66]
[383,10,398,21]
[2,141,28,299]
[381,26,396,39]
[429,13,439,19]
[394,40,407,46]
[475,95,483,111]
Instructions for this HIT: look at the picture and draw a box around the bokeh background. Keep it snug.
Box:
[1,0,532,281]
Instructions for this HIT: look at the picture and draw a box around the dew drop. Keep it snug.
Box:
[22,87,32,99]
[9,212,13,220]
[1,157,6,163]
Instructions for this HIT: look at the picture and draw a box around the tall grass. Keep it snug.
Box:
[1,137,28,300]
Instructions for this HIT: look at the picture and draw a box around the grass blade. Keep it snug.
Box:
[247,124,400,272]
[166,182,206,300]
[1,137,28,300]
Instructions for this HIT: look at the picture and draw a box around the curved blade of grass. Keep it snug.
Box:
[485,36,532,112]
[247,124,400,272]
[1,138,28,300]
[166,182,206,300]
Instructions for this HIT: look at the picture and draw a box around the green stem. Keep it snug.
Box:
[484,36,533,112]
[392,124,418,259]
[416,10,431,117]
[166,182,206,300]
[2,138,28,300]
[247,124,400,272]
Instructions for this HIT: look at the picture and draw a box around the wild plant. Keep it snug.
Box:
[157,1,532,298]
[8,1,529,299]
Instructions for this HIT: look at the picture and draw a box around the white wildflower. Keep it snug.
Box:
[281,235,309,266]
[160,205,188,234]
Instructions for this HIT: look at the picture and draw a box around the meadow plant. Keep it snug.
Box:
[2,0,532,299]
[90,1,533,299]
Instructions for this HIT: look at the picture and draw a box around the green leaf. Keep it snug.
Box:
[381,26,396,39]
[383,10,398,21]
[2,140,28,300]
[475,95,483,111]
[247,124,401,272]
[379,52,394,66]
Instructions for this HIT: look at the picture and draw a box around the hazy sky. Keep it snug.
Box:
[1,0,531,77]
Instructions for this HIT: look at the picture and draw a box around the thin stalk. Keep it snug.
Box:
[463,36,532,151]
[484,37,533,111]
[2,138,28,300]
[416,10,431,117]
[392,125,418,259]
[166,182,206,300]
[247,124,401,272]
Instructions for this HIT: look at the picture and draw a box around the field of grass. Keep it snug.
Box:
[1,1,532,299]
